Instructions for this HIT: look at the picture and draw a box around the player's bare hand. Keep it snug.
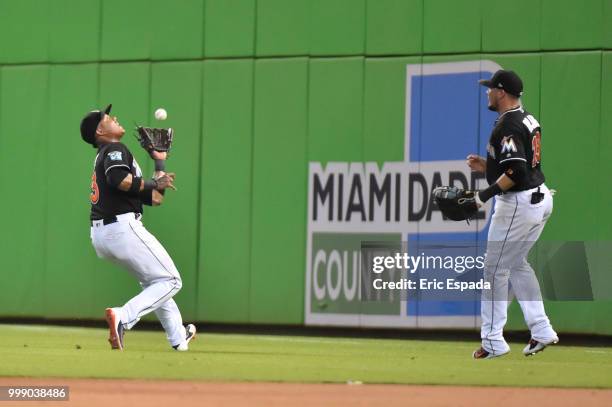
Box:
[155,172,176,191]
[150,151,168,160]
[466,154,486,173]
[152,189,164,206]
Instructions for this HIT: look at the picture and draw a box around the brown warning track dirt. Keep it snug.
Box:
[1,378,611,407]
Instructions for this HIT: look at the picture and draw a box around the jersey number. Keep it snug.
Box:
[531,131,541,168]
[90,172,99,204]
[522,114,540,132]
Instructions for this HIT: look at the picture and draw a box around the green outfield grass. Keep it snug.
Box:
[1,324,611,388]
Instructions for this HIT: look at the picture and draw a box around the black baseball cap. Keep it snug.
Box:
[80,104,112,147]
[479,70,523,97]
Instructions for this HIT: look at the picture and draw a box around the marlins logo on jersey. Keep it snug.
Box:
[500,136,518,154]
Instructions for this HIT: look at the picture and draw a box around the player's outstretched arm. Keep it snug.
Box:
[149,151,176,197]
[113,172,176,193]
[105,167,176,202]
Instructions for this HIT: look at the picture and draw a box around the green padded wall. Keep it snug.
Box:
[101,0,205,61]
[363,56,421,163]
[365,0,422,56]
[199,59,253,322]
[0,0,610,64]
[540,52,601,241]
[310,0,365,56]
[256,0,310,56]
[0,0,49,64]
[100,0,152,61]
[601,52,612,241]
[150,0,205,60]
[606,1,612,49]
[535,53,602,334]
[591,53,612,335]
[423,0,480,54]
[45,64,99,318]
[308,57,364,162]
[204,0,256,57]
[250,58,308,323]
[148,62,203,320]
[482,0,540,52]
[0,66,48,316]
[49,0,100,63]
[541,0,603,50]
[0,0,609,334]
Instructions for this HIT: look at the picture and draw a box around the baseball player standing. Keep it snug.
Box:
[80,104,196,351]
[466,71,558,359]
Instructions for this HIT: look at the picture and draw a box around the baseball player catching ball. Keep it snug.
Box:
[80,104,196,351]
[467,70,558,359]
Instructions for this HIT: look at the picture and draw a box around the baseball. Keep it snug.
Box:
[154,108,167,121]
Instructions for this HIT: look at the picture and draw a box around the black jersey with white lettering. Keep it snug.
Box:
[485,106,545,191]
[90,142,144,220]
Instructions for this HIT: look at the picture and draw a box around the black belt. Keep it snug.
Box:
[500,185,544,198]
[91,213,141,226]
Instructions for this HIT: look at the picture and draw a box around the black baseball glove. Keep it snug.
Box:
[135,126,174,153]
[433,186,479,222]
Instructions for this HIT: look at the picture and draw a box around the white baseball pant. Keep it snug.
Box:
[481,184,558,355]
[90,213,187,347]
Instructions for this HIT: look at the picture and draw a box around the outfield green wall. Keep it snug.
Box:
[0,0,610,334]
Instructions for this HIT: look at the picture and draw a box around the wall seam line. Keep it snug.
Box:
[302,56,311,325]
[194,61,204,320]
[246,60,257,324]
[2,48,611,68]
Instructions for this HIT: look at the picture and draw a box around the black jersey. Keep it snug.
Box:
[485,106,545,191]
[90,142,144,220]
